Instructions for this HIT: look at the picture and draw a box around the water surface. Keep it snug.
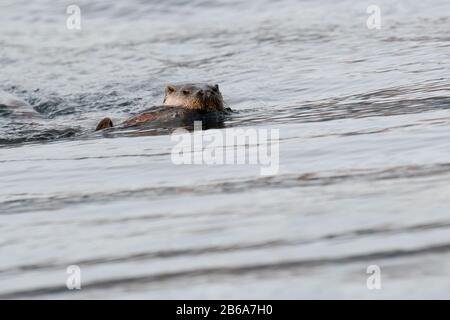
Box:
[1,0,450,299]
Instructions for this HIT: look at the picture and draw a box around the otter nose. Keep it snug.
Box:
[197,90,204,96]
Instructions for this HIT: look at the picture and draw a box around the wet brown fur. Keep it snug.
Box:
[95,83,224,131]
[95,117,113,131]
[162,83,224,112]
[123,112,158,126]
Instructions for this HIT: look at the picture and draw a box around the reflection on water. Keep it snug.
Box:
[1,0,450,299]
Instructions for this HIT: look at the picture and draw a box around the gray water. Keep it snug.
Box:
[1,0,450,299]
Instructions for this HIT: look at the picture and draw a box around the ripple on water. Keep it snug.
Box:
[1,0,450,299]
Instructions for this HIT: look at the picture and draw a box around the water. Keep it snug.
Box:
[1,0,450,299]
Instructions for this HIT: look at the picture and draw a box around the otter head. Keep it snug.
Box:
[163,83,224,112]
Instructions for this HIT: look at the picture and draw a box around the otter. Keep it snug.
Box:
[95,83,227,131]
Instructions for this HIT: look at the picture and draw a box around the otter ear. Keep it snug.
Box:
[165,85,176,94]
[213,84,219,92]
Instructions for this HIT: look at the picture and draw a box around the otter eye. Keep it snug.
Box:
[197,90,204,96]
[182,90,190,95]
[213,84,219,92]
